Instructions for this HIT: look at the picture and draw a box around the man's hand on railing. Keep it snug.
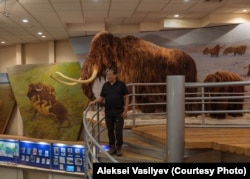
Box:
[88,100,96,106]
[88,98,105,107]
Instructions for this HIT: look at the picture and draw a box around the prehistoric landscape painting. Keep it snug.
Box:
[0,73,16,134]
[7,62,88,141]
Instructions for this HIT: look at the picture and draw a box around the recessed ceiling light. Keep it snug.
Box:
[174,14,179,18]
[242,9,248,12]
[37,32,43,35]
[1,41,6,44]
[41,35,46,38]
[22,19,29,23]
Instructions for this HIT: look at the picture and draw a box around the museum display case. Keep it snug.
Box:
[0,135,85,174]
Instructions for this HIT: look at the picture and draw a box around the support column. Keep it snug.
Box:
[48,40,55,63]
[16,44,23,136]
[166,75,185,162]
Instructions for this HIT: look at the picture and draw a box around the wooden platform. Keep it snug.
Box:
[131,125,250,157]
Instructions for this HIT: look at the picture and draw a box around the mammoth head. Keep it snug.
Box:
[35,82,44,91]
[27,82,44,99]
[86,31,121,70]
[50,31,124,101]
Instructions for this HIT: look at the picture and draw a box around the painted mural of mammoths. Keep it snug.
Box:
[30,95,57,119]
[203,47,209,55]
[27,82,56,102]
[209,44,223,57]
[234,45,247,56]
[222,45,247,56]
[203,45,223,57]
[27,82,70,128]
[223,46,235,55]
[50,31,199,113]
[203,71,244,119]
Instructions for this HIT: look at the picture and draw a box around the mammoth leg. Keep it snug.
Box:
[209,99,226,119]
[228,86,244,117]
[228,99,243,117]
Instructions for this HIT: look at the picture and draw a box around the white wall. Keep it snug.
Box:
[0,46,16,73]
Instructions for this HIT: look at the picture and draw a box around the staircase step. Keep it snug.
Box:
[126,129,166,149]
[123,136,165,160]
[123,127,166,160]
[131,125,166,145]
[99,149,164,163]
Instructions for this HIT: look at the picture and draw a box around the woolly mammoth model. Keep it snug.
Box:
[203,71,244,119]
[51,31,198,113]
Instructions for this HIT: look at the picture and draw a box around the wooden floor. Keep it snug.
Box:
[131,125,250,157]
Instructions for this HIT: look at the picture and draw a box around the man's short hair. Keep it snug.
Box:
[106,66,117,74]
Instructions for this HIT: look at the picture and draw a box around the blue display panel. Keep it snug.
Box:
[0,139,19,163]
[19,141,51,169]
[0,139,102,173]
[51,143,85,173]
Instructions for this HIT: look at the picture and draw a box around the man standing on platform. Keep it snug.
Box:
[89,67,129,156]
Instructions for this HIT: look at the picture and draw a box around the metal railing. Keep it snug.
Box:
[83,79,250,178]
[127,80,250,127]
[83,105,118,179]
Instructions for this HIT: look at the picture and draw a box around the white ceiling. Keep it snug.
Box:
[0,0,250,46]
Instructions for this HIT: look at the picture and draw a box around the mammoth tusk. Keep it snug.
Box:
[50,66,98,85]
[35,84,44,92]
[50,74,79,86]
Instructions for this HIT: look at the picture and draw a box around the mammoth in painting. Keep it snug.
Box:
[223,45,247,56]
[203,71,244,119]
[51,31,198,113]
[203,44,223,57]
[234,45,247,56]
[27,82,70,128]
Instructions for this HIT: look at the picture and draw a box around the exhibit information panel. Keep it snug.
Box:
[51,143,85,172]
[0,139,19,163]
[0,138,85,173]
[19,140,51,169]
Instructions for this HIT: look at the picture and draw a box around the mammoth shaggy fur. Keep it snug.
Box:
[81,31,198,113]
[203,71,244,119]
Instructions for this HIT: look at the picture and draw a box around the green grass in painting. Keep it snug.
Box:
[7,62,89,141]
